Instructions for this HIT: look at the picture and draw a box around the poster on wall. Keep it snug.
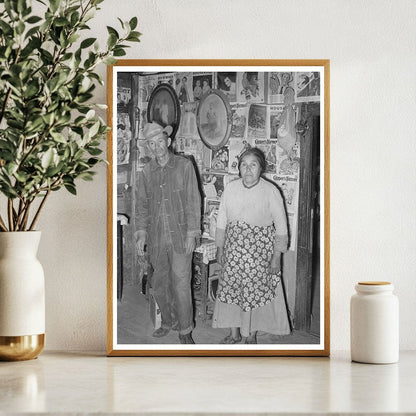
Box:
[216,72,237,102]
[230,103,248,139]
[267,72,295,103]
[108,61,330,357]
[174,72,194,104]
[192,72,213,101]
[210,146,229,172]
[116,112,131,165]
[138,74,157,103]
[295,71,321,102]
[228,138,250,174]
[247,104,268,141]
[236,71,265,103]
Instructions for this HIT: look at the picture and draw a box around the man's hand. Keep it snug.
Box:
[185,236,196,254]
[136,234,146,256]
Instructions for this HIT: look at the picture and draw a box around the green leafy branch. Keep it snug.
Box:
[0,0,141,231]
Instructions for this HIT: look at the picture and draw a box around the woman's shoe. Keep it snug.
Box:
[220,334,242,344]
[244,335,257,344]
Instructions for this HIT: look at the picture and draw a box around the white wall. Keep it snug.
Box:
[37,0,416,352]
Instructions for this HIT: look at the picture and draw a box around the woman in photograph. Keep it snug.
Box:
[178,76,189,104]
[193,79,203,100]
[212,148,291,344]
[202,79,211,95]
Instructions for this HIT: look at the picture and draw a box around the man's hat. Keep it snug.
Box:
[143,122,173,140]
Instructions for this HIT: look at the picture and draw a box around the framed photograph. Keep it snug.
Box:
[196,89,232,150]
[107,60,330,357]
[147,82,181,139]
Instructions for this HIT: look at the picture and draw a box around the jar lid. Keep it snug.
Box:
[358,281,391,285]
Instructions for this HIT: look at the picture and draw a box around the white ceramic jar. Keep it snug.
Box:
[350,281,399,364]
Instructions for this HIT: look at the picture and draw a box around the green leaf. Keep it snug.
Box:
[126,32,141,42]
[70,11,80,26]
[49,0,60,13]
[88,120,100,138]
[16,21,25,35]
[5,162,18,176]
[41,148,54,169]
[129,16,138,30]
[64,183,76,195]
[80,37,96,49]
[54,17,69,27]
[24,25,40,39]
[87,158,100,166]
[87,147,102,156]
[14,171,28,183]
[26,15,42,24]
[103,56,117,65]
[113,47,126,57]
[17,0,26,14]
[0,20,13,35]
[4,1,16,19]
[117,17,125,29]
[0,183,18,198]
[42,112,54,125]
[106,26,119,39]
[68,33,80,44]
[77,171,95,181]
[107,33,117,49]
[129,30,142,38]
[25,117,44,133]
[45,165,62,177]
[50,131,67,143]
[85,109,95,120]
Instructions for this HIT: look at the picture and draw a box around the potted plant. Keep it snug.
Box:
[0,0,140,360]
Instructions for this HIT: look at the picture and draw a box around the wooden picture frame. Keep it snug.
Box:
[107,60,330,357]
[196,89,232,150]
[147,83,181,139]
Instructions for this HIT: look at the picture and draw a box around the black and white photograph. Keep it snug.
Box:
[192,72,213,101]
[295,71,321,102]
[108,61,329,356]
[217,72,237,102]
[196,89,232,150]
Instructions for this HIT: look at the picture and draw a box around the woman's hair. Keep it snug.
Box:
[238,147,267,176]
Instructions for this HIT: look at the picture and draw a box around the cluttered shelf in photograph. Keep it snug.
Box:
[107,60,330,356]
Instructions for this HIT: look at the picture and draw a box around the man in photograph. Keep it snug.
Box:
[135,122,201,344]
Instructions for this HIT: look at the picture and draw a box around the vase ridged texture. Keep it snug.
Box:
[0,232,45,337]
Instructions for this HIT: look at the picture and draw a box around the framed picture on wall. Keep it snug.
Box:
[196,89,232,150]
[107,60,330,357]
[147,83,181,139]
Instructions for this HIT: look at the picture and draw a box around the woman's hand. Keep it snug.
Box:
[216,247,224,266]
[269,252,282,275]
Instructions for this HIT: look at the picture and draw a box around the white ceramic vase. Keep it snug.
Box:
[0,231,45,361]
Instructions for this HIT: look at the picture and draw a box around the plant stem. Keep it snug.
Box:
[20,200,33,231]
[14,199,23,231]
[29,190,50,231]
[15,199,30,231]
[0,214,8,232]
[7,199,14,231]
